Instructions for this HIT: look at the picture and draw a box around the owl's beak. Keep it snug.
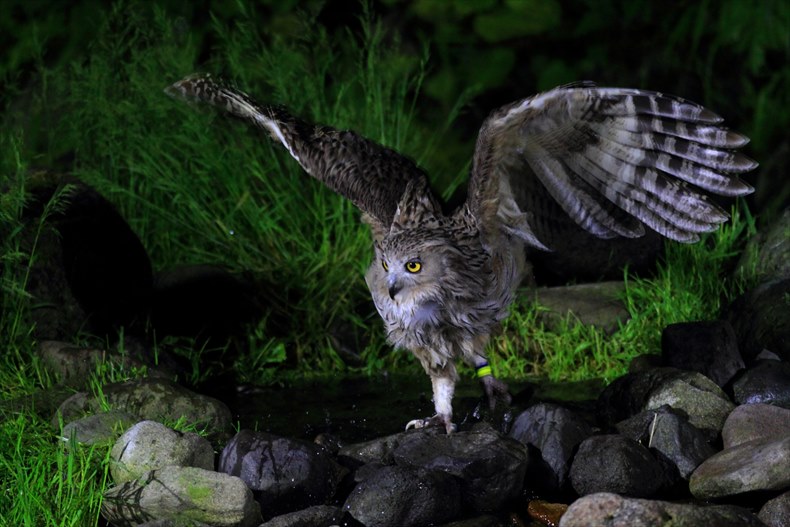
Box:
[388,278,403,300]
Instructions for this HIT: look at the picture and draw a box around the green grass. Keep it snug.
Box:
[0,2,765,524]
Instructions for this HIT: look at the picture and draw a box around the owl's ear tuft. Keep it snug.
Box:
[390,177,443,234]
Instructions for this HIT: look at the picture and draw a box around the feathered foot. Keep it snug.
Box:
[480,374,512,410]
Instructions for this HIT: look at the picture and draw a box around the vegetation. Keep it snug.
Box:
[0,1,782,524]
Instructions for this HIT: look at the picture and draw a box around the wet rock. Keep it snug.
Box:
[60,410,137,445]
[338,432,403,466]
[726,278,790,362]
[569,435,666,497]
[643,371,735,437]
[531,281,630,334]
[660,321,744,387]
[343,465,461,527]
[722,404,790,448]
[527,499,568,527]
[436,515,503,527]
[258,505,347,527]
[759,490,790,527]
[732,360,790,409]
[101,466,260,527]
[391,423,528,512]
[508,402,593,490]
[690,436,790,499]
[219,429,347,518]
[559,492,766,527]
[110,420,215,484]
[616,406,715,480]
[55,378,232,439]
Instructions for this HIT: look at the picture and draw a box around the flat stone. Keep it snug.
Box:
[531,281,630,335]
[722,404,790,448]
[110,420,215,484]
[258,505,345,527]
[690,436,790,499]
[60,410,137,446]
[101,466,261,527]
[559,492,766,527]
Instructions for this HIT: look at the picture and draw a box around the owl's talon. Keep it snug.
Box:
[405,414,456,434]
[481,375,512,410]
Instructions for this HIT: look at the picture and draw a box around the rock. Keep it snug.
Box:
[759,490,790,527]
[54,378,232,439]
[643,371,735,437]
[726,278,790,362]
[23,171,153,338]
[101,466,261,527]
[527,500,568,527]
[559,492,767,527]
[343,465,461,527]
[219,429,347,518]
[508,402,593,490]
[739,207,790,283]
[660,321,744,387]
[531,281,630,334]
[732,360,790,409]
[338,432,404,466]
[569,435,666,498]
[597,368,735,437]
[436,515,503,527]
[722,404,790,448]
[615,406,715,480]
[690,436,790,499]
[258,505,348,527]
[60,410,137,445]
[391,423,528,512]
[110,420,215,484]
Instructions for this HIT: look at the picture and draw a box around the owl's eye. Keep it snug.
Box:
[381,260,389,271]
[405,260,422,273]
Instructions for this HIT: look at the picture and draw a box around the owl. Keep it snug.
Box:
[166,74,756,433]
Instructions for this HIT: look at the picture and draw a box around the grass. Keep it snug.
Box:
[0,2,764,524]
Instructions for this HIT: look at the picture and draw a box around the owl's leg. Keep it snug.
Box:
[464,336,512,411]
[405,360,458,434]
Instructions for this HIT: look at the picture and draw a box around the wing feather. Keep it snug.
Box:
[166,73,426,230]
[468,83,757,247]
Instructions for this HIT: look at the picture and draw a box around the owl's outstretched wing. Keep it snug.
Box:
[166,74,427,230]
[467,82,757,248]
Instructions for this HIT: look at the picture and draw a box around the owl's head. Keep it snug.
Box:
[373,228,463,304]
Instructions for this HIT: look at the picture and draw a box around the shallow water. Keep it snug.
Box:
[225,373,603,442]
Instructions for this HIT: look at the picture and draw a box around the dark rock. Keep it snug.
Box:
[759,490,790,527]
[722,404,790,448]
[60,410,137,446]
[150,264,264,350]
[338,432,404,466]
[738,207,790,283]
[101,466,261,527]
[725,278,790,362]
[616,406,716,480]
[508,402,593,490]
[436,515,503,527]
[391,423,528,512]
[690,436,790,499]
[258,505,348,527]
[732,360,790,409]
[110,420,215,484]
[219,429,347,518]
[569,435,666,497]
[559,492,767,527]
[55,378,232,439]
[23,172,153,337]
[527,499,568,527]
[531,281,630,334]
[642,373,734,436]
[661,320,744,387]
[597,368,734,437]
[343,465,461,527]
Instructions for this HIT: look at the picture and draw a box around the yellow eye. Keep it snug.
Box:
[405,260,422,273]
[382,260,389,271]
